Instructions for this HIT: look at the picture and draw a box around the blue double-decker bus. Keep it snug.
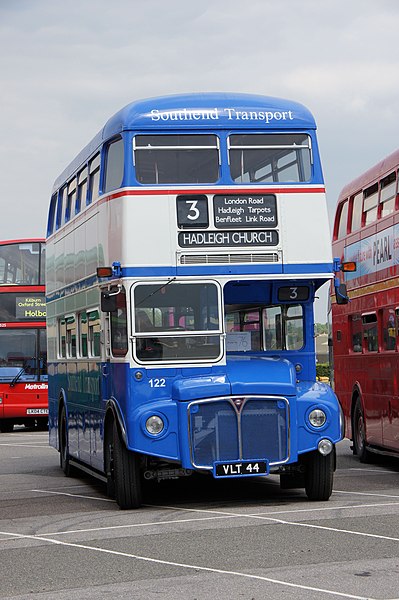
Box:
[46,92,342,508]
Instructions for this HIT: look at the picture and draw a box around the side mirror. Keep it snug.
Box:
[335,283,349,305]
[100,291,117,312]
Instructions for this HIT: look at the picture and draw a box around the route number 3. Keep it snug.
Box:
[176,195,209,228]
[277,286,310,301]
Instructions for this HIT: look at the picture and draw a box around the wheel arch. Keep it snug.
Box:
[104,398,127,444]
[103,398,128,476]
[57,388,67,452]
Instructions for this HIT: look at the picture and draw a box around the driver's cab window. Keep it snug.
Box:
[110,287,128,357]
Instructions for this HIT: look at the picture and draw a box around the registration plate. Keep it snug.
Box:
[26,408,48,415]
[214,460,268,478]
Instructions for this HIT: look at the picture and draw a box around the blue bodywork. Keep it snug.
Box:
[48,355,341,474]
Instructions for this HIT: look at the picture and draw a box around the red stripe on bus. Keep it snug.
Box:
[0,286,45,293]
[0,238,44,246]
[103,187,326,203]
[0,322,46,328]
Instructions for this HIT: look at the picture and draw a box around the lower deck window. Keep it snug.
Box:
[226,304,304,351]
[362,313,378,352]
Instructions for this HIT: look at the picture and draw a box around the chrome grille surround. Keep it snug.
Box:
[187,395,290,470]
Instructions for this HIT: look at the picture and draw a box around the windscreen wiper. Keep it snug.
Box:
[10,366,26,388]
[9,357,36,388]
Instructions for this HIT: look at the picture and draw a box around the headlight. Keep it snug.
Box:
[145,415,164,435]
[308,409,326,428]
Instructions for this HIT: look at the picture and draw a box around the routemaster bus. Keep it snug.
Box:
[46,92,343,509]
[332,148,399,461]
[0,239,48,432]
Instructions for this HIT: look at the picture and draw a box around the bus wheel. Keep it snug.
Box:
[353,398,372,463]
[59,405,74,477]
[304,450,334,501]
[112,421,142,510]
[0,420,14,433]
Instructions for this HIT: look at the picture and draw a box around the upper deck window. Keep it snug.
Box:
[228,134,312,183]
[0,242,43,285]
[351,192,363,232]
[380,172,396,218]
[65,178,77,224]
[337,199,349,239]
[104,137,124,193]
[363,183,378,225]
[133,135,220,184]
[88,154,100,204]
[76,167,88,215]
[48,194,57,236]
[56,186,67,230]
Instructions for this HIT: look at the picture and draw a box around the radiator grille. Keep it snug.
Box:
[188,396,289,469]
[179,252,280,265]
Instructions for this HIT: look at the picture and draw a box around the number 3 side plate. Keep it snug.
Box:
[213,460,269,478]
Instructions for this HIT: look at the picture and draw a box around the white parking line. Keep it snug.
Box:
[32,515,236,537]
[17,500,399,539]
[0,443,49,448]
[146,502,399,543]
[347,468,398,473]
[31,489,114,502]
[335,490,399,499]
[29,488,399,543]
[0,529,377,600]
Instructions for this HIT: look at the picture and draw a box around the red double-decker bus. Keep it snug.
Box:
[0,239,47,432]
[331,149,399,461]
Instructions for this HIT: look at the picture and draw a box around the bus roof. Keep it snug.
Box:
[338,147,399,202]
[103,92,316,134]
[53,92,317,190]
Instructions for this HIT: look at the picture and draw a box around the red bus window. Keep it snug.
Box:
[351,192,363,232]
[337,199,348,239]
[350,314,362,352]
[380,172,396,218]
[363,184,378,225]
[382,308,396,351]
[362,313,378,352]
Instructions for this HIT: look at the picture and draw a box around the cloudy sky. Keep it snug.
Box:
[1,0,399,320]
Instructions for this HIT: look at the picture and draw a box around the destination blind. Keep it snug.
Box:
[213,195,277,229]
[0,293,46,321]
[177,194,279,248]
[178,230,278,248]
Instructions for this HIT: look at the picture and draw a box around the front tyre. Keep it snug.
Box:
[304,449,334,501]
[353,398,372,463]
[0,420,14,433]
[112,421,142,509]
